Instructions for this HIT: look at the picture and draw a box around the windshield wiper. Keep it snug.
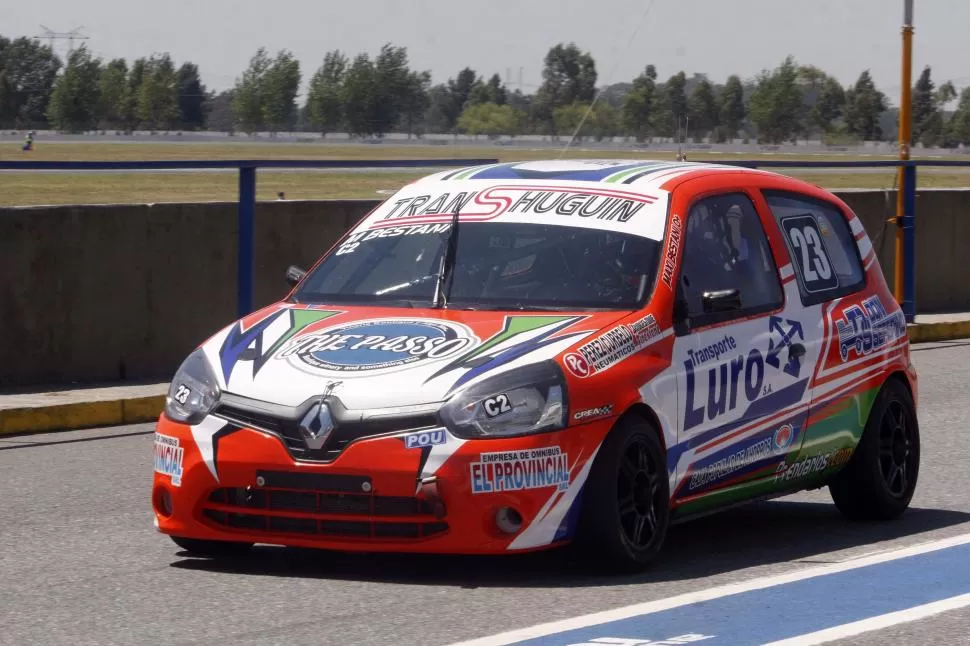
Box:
[432,205,461,308]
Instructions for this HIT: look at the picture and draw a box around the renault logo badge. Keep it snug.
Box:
[299,401,335,450]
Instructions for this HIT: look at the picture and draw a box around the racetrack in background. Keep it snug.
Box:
[2,140,969,207]
[1,339,969,645]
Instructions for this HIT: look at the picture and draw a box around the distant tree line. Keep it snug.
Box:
[4,32,970,148]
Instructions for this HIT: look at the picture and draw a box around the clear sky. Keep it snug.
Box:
[8,0,969,102]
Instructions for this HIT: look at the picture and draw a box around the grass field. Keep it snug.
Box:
[2,142,968,206]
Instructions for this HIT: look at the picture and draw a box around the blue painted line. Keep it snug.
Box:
[510,542,970,645]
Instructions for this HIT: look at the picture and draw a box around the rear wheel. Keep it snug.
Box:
[829,378,920,520]
[170,536,253,557]
[575,416,670,573]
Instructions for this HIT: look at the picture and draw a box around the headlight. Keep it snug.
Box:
[164,349,221,425]
[439,361,568,438]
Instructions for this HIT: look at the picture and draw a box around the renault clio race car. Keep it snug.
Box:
[153,159,919,572]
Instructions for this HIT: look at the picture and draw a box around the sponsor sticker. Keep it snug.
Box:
[277,318,478,375]
[573,405,614,422]
[773,423,795,451]
[470,446,570,494]
[836,295,907,362]
[661,214,683,287]
[404,429,447,450]
[569,314,662,378]
[153,433,184,487]
[482,393,513,418]
[684,316,805,432]
[774,448,852,484]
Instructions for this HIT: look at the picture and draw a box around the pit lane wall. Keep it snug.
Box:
[0,189,967,388]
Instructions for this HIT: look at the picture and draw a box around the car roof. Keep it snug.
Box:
[418,158,782,194]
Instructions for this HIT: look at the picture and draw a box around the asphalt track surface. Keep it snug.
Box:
[3,340,970,646]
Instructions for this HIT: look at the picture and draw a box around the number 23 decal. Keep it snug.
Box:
[782,215,838,292]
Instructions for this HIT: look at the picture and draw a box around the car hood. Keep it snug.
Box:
[199,302,628,410]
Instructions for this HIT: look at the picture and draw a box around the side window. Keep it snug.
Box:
[678,193,783,326]
[764,190,865,305]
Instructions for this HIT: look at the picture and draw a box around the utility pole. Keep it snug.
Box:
[34,25,89,58]
[894,0,914,307]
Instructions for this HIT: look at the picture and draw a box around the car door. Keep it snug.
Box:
[760,189,878,484]
[669,190,821,505]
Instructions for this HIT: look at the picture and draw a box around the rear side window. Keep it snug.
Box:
[764,190,865,305]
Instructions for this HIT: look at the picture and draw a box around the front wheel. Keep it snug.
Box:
[574,416,670,573]
[170,536,253,558]
[829,378,920,520]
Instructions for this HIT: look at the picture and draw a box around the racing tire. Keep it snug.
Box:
[828,378,920,521]
[170,536,253,558]
[574,415,670,573]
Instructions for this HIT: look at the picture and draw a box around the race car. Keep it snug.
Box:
[152,159,919,572]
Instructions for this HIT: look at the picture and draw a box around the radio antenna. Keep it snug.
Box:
[558,0,659,158]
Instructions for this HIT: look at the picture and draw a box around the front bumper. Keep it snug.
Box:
[152,413,610,554]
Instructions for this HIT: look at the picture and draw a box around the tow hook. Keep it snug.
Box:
[416,476,447,519]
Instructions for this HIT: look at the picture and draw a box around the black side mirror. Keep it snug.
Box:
[702,288,742,314]
[286,265,306,287]
[672,298,690,336]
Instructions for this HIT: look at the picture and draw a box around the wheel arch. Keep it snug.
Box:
[617,403,668,457]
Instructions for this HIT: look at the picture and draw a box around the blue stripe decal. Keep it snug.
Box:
[464,162,664,182]
[666,379,809,469]
[505,541,970,645]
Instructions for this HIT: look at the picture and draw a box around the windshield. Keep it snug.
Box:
[293,221,662,311]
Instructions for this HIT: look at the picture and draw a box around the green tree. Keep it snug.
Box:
[948,87,970,146]
[468,80,491,106]
[262,50,301,134]
[206,89,235,133]
[486,74,507,105]
[747,56,805,144]
[457,102,522,137]
[811,77,846,134]
[342,53,376,136]
[47,45,102,133]
[97,58,128,130]
[232,47,271,134]
[844,70,888,141]
[534,43,597,134]
[0,37,61,128]
[444,68,479,131]
[623,65,658,142]
[911,66,936,144]
[424,84,454,133]
[717,74,746,141]
[371,44,412,135]
[687,77,718,141]
[177,62,207,130]
[123,58,146,132]
[400,70,431,138]
[657,71,688,139]
[306,50,347,136]
[138,53,179,131]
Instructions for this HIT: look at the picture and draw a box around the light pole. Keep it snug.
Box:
[895,0,914,306]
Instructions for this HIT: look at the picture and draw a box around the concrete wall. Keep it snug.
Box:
[1,190,967,388]
[0,200,374,388]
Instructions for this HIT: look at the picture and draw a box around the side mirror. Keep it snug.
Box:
[672,298,690,336]
[286,265,306,287]
[702,288,742,314]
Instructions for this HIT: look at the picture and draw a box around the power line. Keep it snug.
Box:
[33,25,89,58]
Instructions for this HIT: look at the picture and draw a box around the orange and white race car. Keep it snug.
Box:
[152,159,919,572]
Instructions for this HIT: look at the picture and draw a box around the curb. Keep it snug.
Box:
[2,322,969,437]
[908,321,970,344]
[0,395,165,437]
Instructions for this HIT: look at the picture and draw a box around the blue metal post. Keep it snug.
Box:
[238,165,256,318]
[902,164,917,323]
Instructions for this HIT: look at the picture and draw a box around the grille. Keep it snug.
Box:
[202,481,448,541]
[213,402,438,462]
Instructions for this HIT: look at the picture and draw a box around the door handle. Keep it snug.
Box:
[789,343,806,360]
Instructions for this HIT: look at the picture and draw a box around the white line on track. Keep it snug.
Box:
[761,592,970,645]
[447,532,970,646]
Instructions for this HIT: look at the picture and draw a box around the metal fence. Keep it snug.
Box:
[4,157,970,322]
